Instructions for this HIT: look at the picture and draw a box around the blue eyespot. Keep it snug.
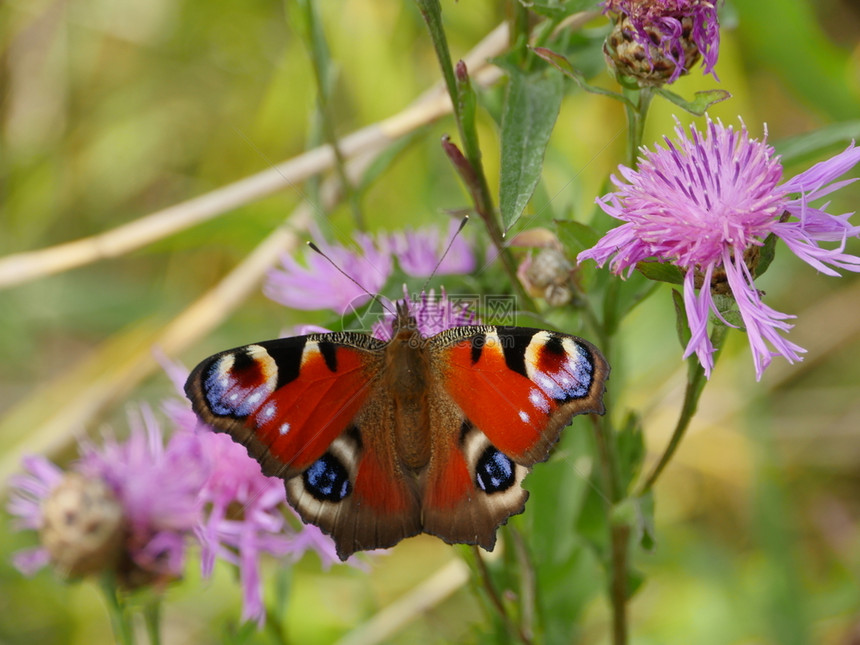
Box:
[476,447,515,494]
[303,453,351,502]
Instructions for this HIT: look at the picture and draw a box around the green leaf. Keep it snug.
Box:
[525,428,593,561]
[556,219,601,255]
[655,88,732,115]
[636,261,685,285]
[773,120,860,164]
[713,293,744,329]
[528,0,595,20]
[455,61,480,157]
[754,232,779,279]
[499,69,565,231]
[615,411,645,492]
[532,47,632,105]
[574,477,610,560]
[611,497,638,527]
[635,492,657,552]
[672,288,691,348]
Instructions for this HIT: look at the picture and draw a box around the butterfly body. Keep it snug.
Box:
[185,304,608,559]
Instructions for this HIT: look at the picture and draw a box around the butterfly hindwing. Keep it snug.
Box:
[421,416,530,551]
[283,414,421,559]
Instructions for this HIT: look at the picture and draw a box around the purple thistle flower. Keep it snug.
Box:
[7,456,64,575]
[578,117,860,379]
[386,221,476,278]
[7,406,210,585]
[78,405,210,581]
[264,233,392,315]
[193,429,294,624]
[603,0,720,85]
[8,352,366,626]
[372,286,479,340]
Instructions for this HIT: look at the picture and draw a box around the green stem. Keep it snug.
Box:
[637,323,729,495]
[99,574,136,645]
[413,0,459,112]
[471,547,533,645]
[294,0,364,229]
[509,526,537,641]
[591,413,628,645]
[623,87,653,169]
[509,0,530,66]
[265,609,292,645]
[608,522,631,645]
[413,0,535,310]
[142,599,161,645]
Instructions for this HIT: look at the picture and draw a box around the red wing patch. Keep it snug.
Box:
[352,444,416,512]
[440,335,553,461]
[188,338,376,475]
[423,439,473,510]
[436,328,603,464]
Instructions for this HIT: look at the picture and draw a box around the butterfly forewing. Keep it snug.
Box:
[185,334,384,477]
[431,326,608,465]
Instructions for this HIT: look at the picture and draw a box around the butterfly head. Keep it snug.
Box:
[393,300,420,335]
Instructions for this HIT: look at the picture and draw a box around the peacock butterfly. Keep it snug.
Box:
[184,299,608,560]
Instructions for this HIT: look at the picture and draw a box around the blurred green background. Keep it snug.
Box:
[2,0,860,643]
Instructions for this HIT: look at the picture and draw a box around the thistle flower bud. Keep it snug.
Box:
[521,248,576,307]
[39,473,124,578]
[605,14,701,87]
[601,0,720,87]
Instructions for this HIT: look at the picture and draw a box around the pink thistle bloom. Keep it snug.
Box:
[372,286,479,341]
[6,456,64,575]
[603,0,721,84]
[386,221,476,278]
[8,406,210,584]
[578,118,860,379]
[264,233,392,315]
[78,406,211,580]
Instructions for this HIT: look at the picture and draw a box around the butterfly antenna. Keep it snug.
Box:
[306,241,394,315]
[419,215,470,294]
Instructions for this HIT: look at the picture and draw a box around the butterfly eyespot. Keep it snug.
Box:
[303,453,352,502]
[202,347,278,418]
[475,447,515,494]
[526,335,594,402]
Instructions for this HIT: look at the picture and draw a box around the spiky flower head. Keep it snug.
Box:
[8,406,209,588]
[602,0,720,86]
[578,117,860,379]
[265,233,392,315]
[372,286,479,340]
[38,473,124,578]
[386,221,476,278]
